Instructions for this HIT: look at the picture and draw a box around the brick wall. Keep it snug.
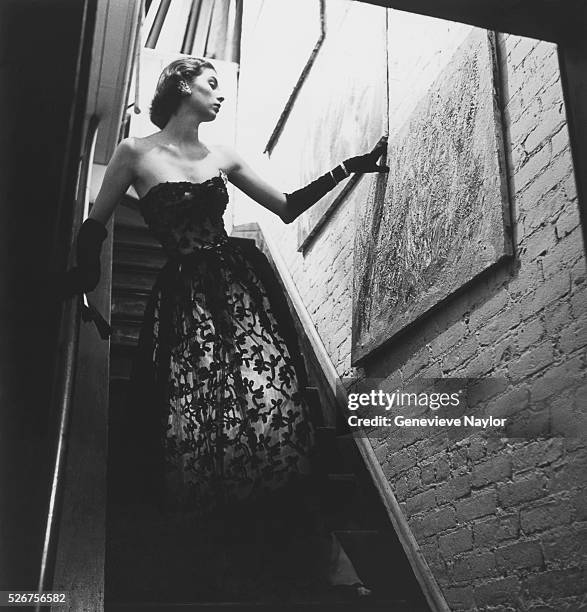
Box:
[236,4,587,609]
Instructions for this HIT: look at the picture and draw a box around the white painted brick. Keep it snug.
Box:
[238,16,583,602]
[514,143,553,191]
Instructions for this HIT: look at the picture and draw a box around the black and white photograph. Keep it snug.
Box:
[1,0,586,610]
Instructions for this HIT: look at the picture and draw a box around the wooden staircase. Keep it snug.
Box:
[105,203,430,611]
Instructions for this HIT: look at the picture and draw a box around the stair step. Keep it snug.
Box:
[113,264,160,292]
[112,284,152,297]
[114,242,168,269]
[114,224,161,249]
[112,291,149,319]
[111,317,142,346]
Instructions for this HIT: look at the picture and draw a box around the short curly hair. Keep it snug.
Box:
[149,57,216,129]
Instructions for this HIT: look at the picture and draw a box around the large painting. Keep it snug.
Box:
[352,28,511,365]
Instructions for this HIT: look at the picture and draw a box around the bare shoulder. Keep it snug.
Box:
[121,134,162,158]
[210,143,245,174]
[116,135,140,155]
[111,136,141,170]
[122,132,167,157]
[112,134,159,178]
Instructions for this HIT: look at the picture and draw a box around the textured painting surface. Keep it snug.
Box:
[352,29,511,364]
[268,1,388,250]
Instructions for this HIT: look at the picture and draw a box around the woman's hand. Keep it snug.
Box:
[344,135,389,174]
[216,136,389,226]
[59,218,107,299]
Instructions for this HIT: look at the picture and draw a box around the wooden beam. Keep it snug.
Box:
[205,0,230,59]
[182,0,202,54]
[356,0,584,43]
[192,0,215,57]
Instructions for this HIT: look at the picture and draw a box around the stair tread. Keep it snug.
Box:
[111,337,139,346]
[113,232,161,245]
[115,240,163,252]
[111,313,143,327]
[113,261,166,273]
[113,260,162,270]
[113,247,167,267]
[113,285,153,297]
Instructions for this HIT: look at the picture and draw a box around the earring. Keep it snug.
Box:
[178,81,192,95]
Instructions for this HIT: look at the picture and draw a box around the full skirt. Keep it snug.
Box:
[115,238,332,600]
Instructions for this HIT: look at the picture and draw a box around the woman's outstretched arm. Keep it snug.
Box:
[219,146,289,219]
[219,136,388,224]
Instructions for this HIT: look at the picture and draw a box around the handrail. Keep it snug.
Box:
[36,114,100,609]
[250,223,451,612]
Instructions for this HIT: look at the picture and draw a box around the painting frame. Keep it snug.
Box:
[351,28,512,366]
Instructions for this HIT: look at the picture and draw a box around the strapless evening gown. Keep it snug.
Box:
[128,169,317,512]
[115,170,331,600]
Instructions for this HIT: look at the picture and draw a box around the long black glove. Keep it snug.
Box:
[61,218,112,339]
[62,218,108,297]
[283,135,389,223]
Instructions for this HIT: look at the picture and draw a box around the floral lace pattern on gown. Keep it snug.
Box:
[134,170,316,516]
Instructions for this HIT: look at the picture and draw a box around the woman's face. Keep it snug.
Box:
[185,68,224,121]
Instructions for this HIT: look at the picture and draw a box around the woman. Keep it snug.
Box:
[65,57,388,601]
